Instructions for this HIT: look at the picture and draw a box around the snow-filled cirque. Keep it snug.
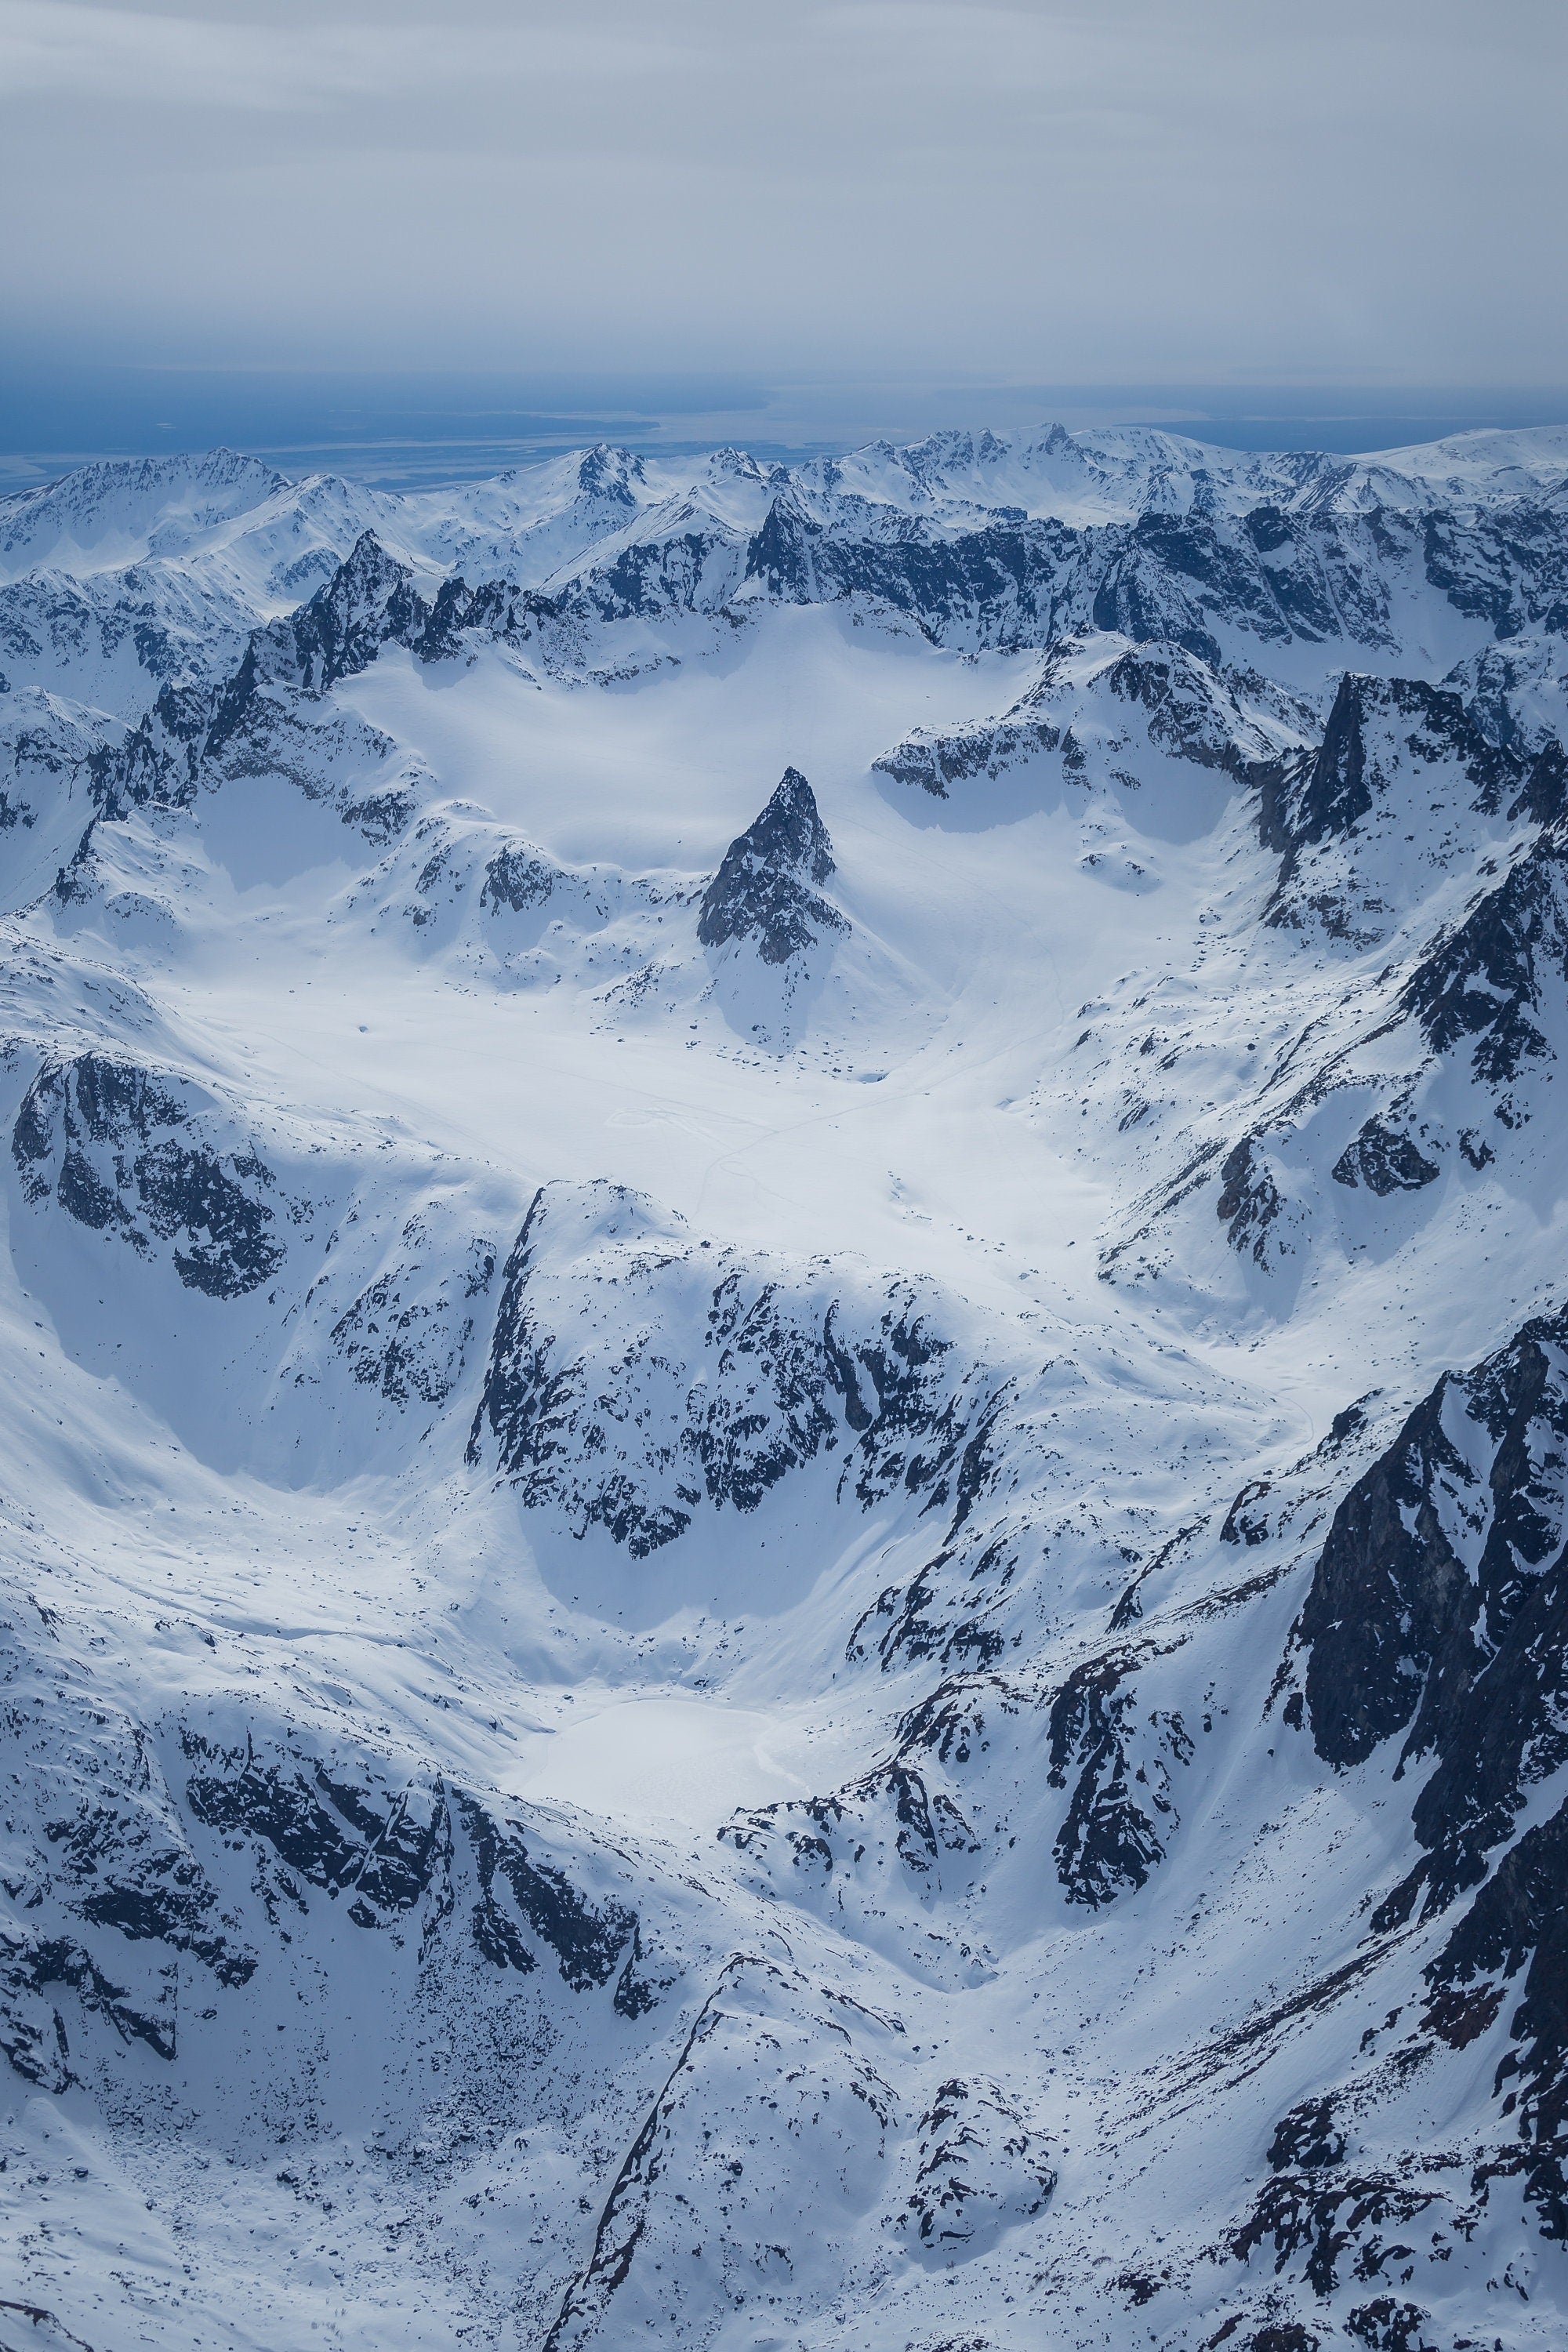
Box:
[5,420,1568,2351]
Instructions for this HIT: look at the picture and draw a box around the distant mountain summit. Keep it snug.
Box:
[0,446,288,579]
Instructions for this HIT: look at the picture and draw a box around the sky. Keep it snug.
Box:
[2,0,1566,477]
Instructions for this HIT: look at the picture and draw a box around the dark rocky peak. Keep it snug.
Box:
[704,445,768,481]
[409,571,476,662]
[111,534,430,786]
[1258,670,1545,941]
[722,767,833,886]
[256,531,426,695]
[413,573,566,663]
[1298,1309,1568,1769]
[83,552,570,833]
[574,444,645,503]
[83,626,270,793]
[1294,1309,1568,1918]
[1396,816,1568,1102]
[742,488,828,600]
[323,527,415,610]
[1287,674,1515,853]
[1271,672,1375,851]
[697,768,847,964]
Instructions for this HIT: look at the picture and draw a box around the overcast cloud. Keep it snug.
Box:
[3,0,1563,386]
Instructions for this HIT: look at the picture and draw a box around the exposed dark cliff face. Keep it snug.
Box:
[1298,1311,1568,1784]
[1288,1311,1568,2226]
[1421,1798,1568,2232]
[10,1054,287,1297]
[1400,824,1568,1098]
[1044,1648,1194,1907]
[1264,673,1375,855]
[742,492,1081,650]
[249,532,427,695]
[480,843,560,914]
[324,1228,495,1414]
[728,477,1568,672]
[182,1734,646,1993]
[1214,1137,1290,1265]
[1092,510,1290,663]
[1101,643,1290,778]
[1247,662,1568,990]
[85,536,503,803]
[696,768,847,964]
[874,633,1309,804]
[465,1181,974,1557]
[1261,672,1526,893]
[1330,1117,1439,1195]
[1,1679,662,2105]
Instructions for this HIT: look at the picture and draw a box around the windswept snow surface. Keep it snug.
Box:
[5,424,1568,2350]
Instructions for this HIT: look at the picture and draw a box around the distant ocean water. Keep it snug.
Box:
[3,367,1568,489]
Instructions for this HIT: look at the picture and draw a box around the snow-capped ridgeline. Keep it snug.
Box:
[4,424,1568,2349]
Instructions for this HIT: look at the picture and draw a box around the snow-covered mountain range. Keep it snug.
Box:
[4,419,1568,2350]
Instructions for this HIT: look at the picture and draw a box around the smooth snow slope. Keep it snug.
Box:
[3,423,1568,2352]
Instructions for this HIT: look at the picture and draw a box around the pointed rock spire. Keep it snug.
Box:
[265,531,426,693]
[697,768,846,964]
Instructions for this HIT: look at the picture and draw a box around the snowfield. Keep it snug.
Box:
[3,423,1568,2350]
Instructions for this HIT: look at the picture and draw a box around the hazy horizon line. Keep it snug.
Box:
[5,376,1568,495]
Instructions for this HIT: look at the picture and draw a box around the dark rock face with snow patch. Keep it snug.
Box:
[1261,670,1564,942]
[1298,1309,1568,1791]
[1400,821,1568,1105]
[10,1054,288,1296]
[1284,1310,1568,2229]
[876,630,1310,807]
[892,2075,1055,2259]
[249,532,427,695]
[466,1180,974,1556]
[1330,1116,1439,1195]
[696,768,846,963]
[480,842,560,914]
